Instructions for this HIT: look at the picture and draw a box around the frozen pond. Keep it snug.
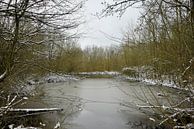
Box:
[29,78,179,129]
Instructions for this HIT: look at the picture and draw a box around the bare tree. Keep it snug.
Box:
[0,0,83,82]
[101,0,194,24]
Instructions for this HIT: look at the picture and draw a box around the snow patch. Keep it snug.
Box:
[9,125,42,129]
[78,71,120,76]
[54,122,60,129]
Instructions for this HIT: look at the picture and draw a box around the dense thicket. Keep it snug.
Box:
[120,0,194,88]
[50,44,123,73]
[0,0,83,90]
[92,0,194,88]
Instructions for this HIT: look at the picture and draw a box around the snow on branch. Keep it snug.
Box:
[0,70,7,82]
[182,57,194,77]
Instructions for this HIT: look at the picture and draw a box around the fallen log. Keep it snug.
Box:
[0,108,63,116]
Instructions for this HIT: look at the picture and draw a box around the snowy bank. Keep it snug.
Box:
[26,74,79,85]
[42,74,79,83]
[75,71,121,77]
[120,75,178,88]
[121,67,194,92]
[13,74,80,97]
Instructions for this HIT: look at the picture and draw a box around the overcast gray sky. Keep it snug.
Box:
[78,0,141,48]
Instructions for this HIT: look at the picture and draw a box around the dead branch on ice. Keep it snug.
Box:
[0,108,63,114]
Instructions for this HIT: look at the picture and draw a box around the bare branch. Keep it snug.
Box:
[0,70,7,82]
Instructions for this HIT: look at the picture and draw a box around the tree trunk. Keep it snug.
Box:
[191,0,194,23]
[191,0,194,37]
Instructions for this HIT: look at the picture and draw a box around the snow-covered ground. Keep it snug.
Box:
[121,67,177,88]
[121,67,194,92]
[76,71,121,76]
[120,75,177,88]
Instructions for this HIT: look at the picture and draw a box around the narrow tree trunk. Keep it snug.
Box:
[191,0,194,37]
[8,16,19,73]
[191,0,194,23]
